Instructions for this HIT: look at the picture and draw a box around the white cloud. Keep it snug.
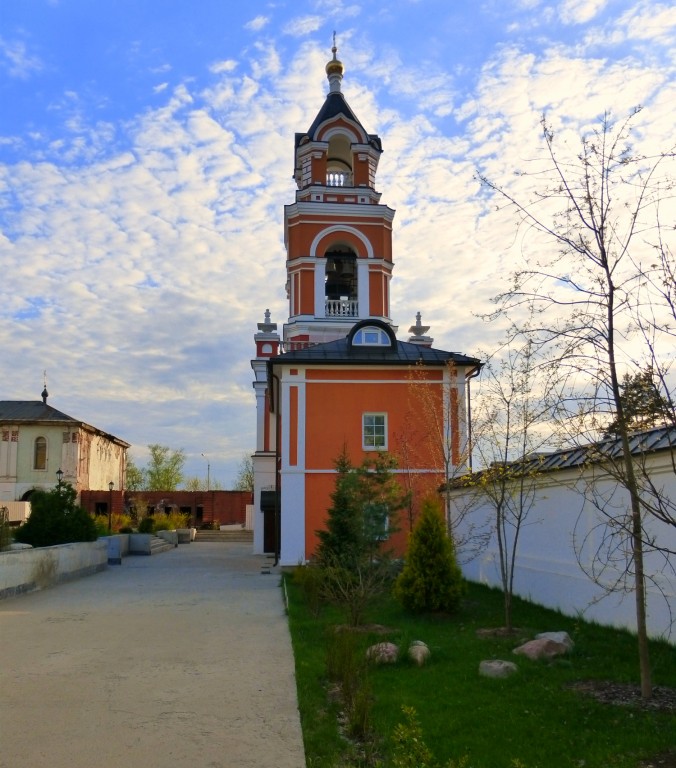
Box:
[616,1,676,45]
[245,15,270,32]
[558,0,609,25]
[282,15,323,37]
[0,36,43,78]
[209,59,238,74]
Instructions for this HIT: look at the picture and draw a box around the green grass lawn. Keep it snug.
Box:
[284,575,676,768]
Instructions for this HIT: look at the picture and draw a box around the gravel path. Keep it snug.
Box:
[0,543,306,768]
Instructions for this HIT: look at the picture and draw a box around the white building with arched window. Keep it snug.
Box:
[0,389,129,505]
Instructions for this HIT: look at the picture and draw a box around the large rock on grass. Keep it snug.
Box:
[536,631,574,650]
[479,660,518,678]
[408,641,430,666]
[513,637,569,660]
[366,642,399,664]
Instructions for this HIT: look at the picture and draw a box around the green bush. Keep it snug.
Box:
[390,706,469,768]
[138,516,155,533]
[292,563,326,617]
[325,628,373,741]
[14,484,97,547]
[165,510,191,529]
[393,497,464,613]
[92,515,110,537]
[1,505,12,550]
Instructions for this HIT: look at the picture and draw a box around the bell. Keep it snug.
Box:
[341,260,355,276]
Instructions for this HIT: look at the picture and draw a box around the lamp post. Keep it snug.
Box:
[108,481,114,534]
[201,453,210,492]
[56,468,63,494]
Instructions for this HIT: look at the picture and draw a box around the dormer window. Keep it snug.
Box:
[352,327,390,346]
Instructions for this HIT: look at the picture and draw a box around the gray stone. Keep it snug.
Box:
[366,642,399,664]
[479,659,518,678]
[535,631,574,650]
[513,638,569,660]
[408,641,430,666]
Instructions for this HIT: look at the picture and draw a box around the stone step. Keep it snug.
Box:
[194,529,253,543]
[128,533,175,555]
[149,535,174,554]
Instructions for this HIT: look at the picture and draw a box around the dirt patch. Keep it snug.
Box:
[334,623,398,635]
[567,680,676,713]
[636,753,676,768]
[476,626,529,640]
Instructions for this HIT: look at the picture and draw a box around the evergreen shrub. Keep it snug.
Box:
[14,484,97,547]
[138,516,155,533]
[393,497,464,613]
[0,505,11,550]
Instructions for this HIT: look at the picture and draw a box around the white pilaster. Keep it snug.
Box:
[314,258,325,318]
[357,259,369,318]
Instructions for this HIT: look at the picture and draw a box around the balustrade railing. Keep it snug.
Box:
[326,172,353,187]
[326,299,358,317]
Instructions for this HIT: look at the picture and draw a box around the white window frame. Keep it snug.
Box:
[352,327,389,346]
[362,413,387,451]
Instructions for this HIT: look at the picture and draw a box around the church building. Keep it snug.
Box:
[251,45,481,565]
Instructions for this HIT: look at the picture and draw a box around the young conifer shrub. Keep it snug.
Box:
[393,497,464,613]
[15,484,97,547]
[0,505,12,550]
[138,516,155,533]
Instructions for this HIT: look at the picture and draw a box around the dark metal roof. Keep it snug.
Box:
[295,92,382,151]
[0,400,130,447]
[531,425,676,472]
[0,400,77,423]
[269,332,481,368]
[453,425,676,487]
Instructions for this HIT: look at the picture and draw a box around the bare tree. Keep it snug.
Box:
[479,108,675,697]
[407,361,486,555]
[183,476,223,491]
[232,454,254,492]
[462,336,558,631]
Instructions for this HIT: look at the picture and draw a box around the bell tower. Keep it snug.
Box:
[283,42,396,348]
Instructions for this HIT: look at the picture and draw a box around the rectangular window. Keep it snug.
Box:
[362,413,387,450]
[34,437,47,470]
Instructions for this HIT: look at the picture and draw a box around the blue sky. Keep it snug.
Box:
[1,0,674,486]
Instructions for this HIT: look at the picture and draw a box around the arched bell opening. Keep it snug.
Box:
[326,134,353,187]
[324,246,358,317]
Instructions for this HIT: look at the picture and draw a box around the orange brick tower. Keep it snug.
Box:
[283,41,395,348]
[251,45,480,563]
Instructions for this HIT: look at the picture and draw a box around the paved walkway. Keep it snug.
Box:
[0,543,306,768]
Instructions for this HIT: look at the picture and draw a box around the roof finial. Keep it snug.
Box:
[325,31,344,94]
[257,308,277,333]
[408,312,434,347]
[41,370,49,404]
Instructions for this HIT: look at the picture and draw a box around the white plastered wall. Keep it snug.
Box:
[279,369,307,566]
[451,454,676,641]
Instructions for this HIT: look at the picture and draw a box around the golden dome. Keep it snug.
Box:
[325,45,344,78]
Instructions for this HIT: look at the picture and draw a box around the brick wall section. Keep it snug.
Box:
[80,490,252,527]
